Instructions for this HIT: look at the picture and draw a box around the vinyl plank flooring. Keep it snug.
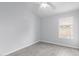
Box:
[7,42,79,56]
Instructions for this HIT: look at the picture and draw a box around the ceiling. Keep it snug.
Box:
[0,2,78,18]
[26,2,79,17]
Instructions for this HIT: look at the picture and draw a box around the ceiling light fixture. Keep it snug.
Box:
[40,2,50,8]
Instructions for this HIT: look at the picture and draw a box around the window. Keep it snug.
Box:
[59,16,73,39]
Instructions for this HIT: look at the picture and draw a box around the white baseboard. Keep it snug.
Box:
[3,40,39,56]
[40,40,79,49]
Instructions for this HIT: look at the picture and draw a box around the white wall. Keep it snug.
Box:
[0,3,40,55]
[40,10,79,48]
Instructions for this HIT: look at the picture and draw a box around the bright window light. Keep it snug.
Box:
[59,16,74,39]
[40,3,50,8]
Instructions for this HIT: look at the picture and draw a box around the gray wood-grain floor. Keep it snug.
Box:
[7,42,79,56]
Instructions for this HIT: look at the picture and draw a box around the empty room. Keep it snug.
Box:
[0,2,79,56]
